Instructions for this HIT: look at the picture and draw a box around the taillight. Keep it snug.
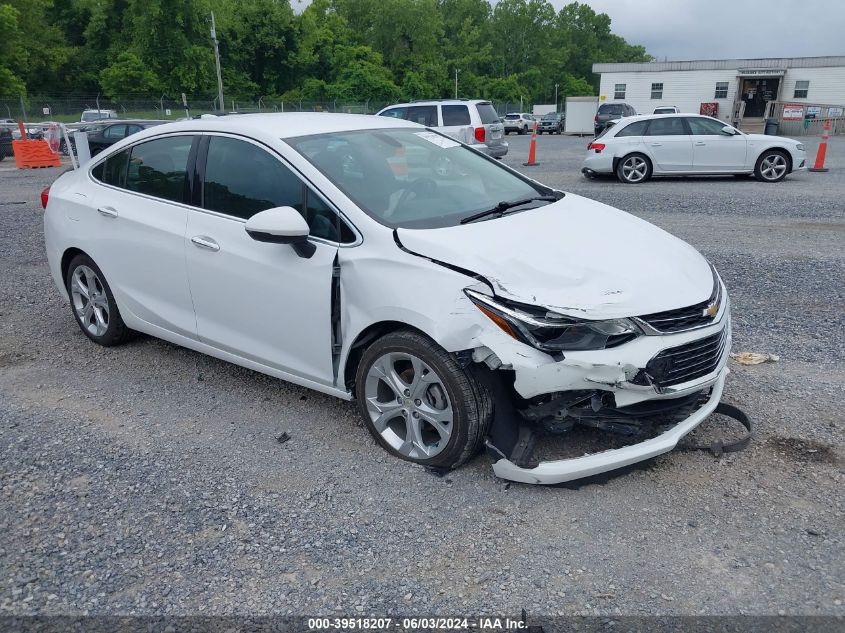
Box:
[41,186,50,209]
[594,114,599,122]
[474,127,486,143]
[588,143,605,153]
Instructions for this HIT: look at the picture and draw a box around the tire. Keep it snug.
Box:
[0,153,5,162]
[754,149,789,183]
[65,254,134,346]
[355,329,492,471]
[616,153,652,184]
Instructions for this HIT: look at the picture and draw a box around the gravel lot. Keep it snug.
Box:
[0,134,843,621]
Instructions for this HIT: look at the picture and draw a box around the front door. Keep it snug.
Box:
[741,77,780,118]
[643,116,693,171]
[185,135,337,385]
[686,116,748,171]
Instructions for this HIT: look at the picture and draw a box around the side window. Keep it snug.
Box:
[650,83,663,99]
[406,105,437,127]
[104,124,126,139]
[793,80,809,98]
[615,120,649,137]
[714,82,729,99]
[203,136,302,220]
[91,148,130,188]
[645,117,687,136]
[378,107,407,119]
[614,83,626,100]
[304,189,356,244]
[686,117,729,135]
[125,125,142,136]
[441,105,471,126]
[126,135,193,203]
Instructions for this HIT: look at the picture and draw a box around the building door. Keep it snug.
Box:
[741,77,780,117]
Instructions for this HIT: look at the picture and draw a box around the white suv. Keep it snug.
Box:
[503,113,534,135]
[376,100,507,158]
[81,109,119,123]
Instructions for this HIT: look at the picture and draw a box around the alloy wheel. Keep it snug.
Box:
[759,154,787,181]
[364,352,453,460]
[70,265,110,337]
[621,156,648,183]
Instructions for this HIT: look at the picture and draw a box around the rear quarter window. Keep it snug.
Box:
[615,120,649,137]
[442,105,471,126]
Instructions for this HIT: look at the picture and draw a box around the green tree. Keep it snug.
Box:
[99,52,159,100]
[0,4,26,95]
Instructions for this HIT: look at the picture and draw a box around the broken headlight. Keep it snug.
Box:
[465,288,641,352]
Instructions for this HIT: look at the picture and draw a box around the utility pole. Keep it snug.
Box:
[554,83,559,112]
[210,11,225,114]
[454,68,459,99]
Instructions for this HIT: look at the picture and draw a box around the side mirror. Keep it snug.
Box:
[244,206,315,258]
[721,125,738,135]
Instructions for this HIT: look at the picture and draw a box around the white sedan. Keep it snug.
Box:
[582,113,806,184]
[43,113,731,484]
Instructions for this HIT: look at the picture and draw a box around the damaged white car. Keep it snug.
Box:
[43,113,730,485]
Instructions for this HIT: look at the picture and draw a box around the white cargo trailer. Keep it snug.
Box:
[564,96,599,135]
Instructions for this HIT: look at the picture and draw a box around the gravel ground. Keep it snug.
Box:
[0,135,842,621]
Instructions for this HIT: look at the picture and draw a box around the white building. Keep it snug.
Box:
[593,56,845,133]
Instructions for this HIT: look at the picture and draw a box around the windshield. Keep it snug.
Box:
[542,113,558,120]
[287,128,547,229]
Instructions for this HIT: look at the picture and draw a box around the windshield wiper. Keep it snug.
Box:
[460,194,560,224]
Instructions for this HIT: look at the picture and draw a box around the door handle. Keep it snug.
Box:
[695,141,706,146]
[191,236,220,252]
[97,206,118,218]
[650,142,662,146]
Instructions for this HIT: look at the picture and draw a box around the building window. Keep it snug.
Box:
[650,83,663,99]
[714,82,729,99]
[794,80,809,98]
[614,83,626,100]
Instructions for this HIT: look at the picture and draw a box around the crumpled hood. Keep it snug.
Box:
[397,193,714,319]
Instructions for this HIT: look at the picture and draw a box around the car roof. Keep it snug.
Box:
[615,113,707,122]
[114,112,423,142]
[384,99,489,107]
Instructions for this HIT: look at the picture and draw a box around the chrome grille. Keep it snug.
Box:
[641,327,728,388]
[637,273,722,333]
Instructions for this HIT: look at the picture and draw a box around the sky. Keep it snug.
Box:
[573,0,844,61]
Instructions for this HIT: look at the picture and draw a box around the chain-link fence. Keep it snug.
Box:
[0,95,562,123]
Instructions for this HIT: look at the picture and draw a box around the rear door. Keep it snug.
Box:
[642,116,693,171]
[686,116,748,172]
[88,134,198,337]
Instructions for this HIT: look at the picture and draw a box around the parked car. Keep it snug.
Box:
[653,106,680,114]
[43,113,731,485]
[83,120,167,155]
[537,112,564,134]
[0,126,12,161]
[80,109,119,123]
[502,113,534,135]
[581,113,806,184]
[594,102,636,136]
[376,99,507,158]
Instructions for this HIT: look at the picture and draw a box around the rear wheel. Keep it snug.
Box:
[355,330,491,470]
[616,153,652,184]
[65,254,134,346]
[754,150,789,182]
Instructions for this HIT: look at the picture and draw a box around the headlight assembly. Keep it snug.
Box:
[464,289,641,352]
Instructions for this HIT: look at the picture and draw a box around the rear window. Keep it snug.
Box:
[599,104,626,115]
[504,113,520,119]
[475,103,500,124]
[442,105,471,126]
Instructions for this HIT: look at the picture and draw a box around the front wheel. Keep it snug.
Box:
[754,150,789,182]
[616,153,652,184]
[355,330,491,470]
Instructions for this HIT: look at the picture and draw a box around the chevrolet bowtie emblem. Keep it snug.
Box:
[703,302,719,318]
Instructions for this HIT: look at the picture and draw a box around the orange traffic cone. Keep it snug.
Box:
[523,120,540,166]
[808,119,830,173]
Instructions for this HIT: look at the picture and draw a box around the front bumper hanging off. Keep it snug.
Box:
[491,367,728,485]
